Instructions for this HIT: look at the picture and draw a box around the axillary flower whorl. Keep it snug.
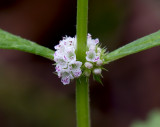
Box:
[54,34,107,85]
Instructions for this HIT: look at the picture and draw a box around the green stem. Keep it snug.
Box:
[76,0,90,127]
[76,77,90,127]
[76,0,88,62]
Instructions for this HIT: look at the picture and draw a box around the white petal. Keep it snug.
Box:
[95,38,99,44]
[86,50,96,62]
[97,47,101,53]
[61,76,70,85]
[65,48,76,62]
[89,45,96,50]
[87,33,91,38]
[72,69,82,78]
[69,61,82,71]
[61,69,74,79]
[84,62,93,69]
[55,65,62,72]
[96,60,103,66]
[93,68,102,75]
[94,56,100,62]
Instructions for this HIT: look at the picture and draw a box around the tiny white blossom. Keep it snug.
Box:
[93,68,102,75]
[54,36,82,85]
[89,45,96,51]
[60,69,74,85]
[61,76,70,85]
[96,60,103,66]
[97,47,101,53]
[96,52,101,57]
[54,33,106,85]
[69,61,82,71]
[65,48,76,62]
[72,69,82,78]
[84,62,93,69]
[86,50,99,62]
[95,38,99,44]
[87,34,97,48]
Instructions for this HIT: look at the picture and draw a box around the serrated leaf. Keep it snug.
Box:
[104,30,160,63]
[0,29,54,60]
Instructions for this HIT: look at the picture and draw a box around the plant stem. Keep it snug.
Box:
[76,0,88,62]
[76,77,90,127]
[76,0,90,127]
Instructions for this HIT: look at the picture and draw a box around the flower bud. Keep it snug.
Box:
[93,68,102,75]
[96,60,103,66]
[97,47,101,53]
[85,62,93,69]
[84,70,91,77]
[96,52,101,57]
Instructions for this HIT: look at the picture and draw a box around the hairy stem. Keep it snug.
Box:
[76,0,88,63]
[76,77,90,127]
[76,0,90,127]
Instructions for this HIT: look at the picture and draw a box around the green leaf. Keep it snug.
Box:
[104,30,160,63]
[0,29,54,60]
[130,110,160,127]
[93,74,103,85]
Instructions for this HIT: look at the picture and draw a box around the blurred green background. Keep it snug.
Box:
[0,0,160,127]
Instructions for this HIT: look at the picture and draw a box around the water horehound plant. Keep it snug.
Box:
[0,0,160,127]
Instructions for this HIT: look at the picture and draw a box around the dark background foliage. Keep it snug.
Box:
[0,0,160,127]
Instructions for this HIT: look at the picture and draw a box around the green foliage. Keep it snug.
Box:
[131,110,160,127]
[93,74,103,85]
[105,30,160,63]
[0,29,160,65]
[0,29,54,60]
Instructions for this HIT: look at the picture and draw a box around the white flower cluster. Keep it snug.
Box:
[54,37,82,85]
[54,34,105,85]
[84,34,103,76]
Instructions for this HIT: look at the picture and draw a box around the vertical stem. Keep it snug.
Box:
[76,0,88,62]
[76,77,90,127]
[76,0,90,127]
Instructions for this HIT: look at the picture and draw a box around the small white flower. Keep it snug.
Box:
[86,50,97,62]
[84,62,93,69]
[61,76,70,85]
[56,59,68,68]
[65,48,76,62]
[94,56,100,62]
[96,52,101,57]
[89,45,96,51]
[54,36,82,85]
[95,38,99,44]
[69,61,82,71]
[96,60,103,66]
[54,33,106,85]
[97,47,101,53]
[93,68,102,75]
[55,65,62,74]
[60,69,74,85]
[87,33,91,38]
[72,69,82,78]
